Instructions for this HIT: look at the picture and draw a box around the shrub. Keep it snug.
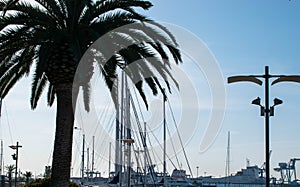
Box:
[24,178,79,187]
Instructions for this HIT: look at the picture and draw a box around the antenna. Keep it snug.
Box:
[246,158,250,167]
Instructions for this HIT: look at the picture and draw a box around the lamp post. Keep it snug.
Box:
[228,66,300,187]
[196,166,199,178]
[9,142,22,187]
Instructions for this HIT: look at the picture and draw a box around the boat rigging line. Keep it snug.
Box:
[129,94,159,185]
[2,99,14,144]
[167,98,194,178]
[166,123,181,169]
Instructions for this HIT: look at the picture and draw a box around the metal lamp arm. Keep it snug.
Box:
[271,76,300,85]
[228,76,263,85]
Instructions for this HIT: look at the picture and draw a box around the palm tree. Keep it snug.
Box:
[23,171,33,184]
[5,165,15,187]
[0,0,182,186]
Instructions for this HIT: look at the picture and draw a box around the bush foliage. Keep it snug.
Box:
[24,178,79,187]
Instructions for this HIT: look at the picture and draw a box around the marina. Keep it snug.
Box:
[67,75,299,187]
[0,68,299,187]
[0,1,300,186]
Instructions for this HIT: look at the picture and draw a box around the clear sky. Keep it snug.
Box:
[1,0,300,181]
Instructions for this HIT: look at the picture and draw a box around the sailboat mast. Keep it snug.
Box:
[0,140,3,175]
[225,131,230,177]
[92,136,95,178]
[163,89,167,186]
[119,71,125,187]
[82,134,85,179]
[144,122,147,187]
[0,98,2,117]
[0,98,2,175]
[115,77,120,176]
[125,76,132,187]
[109,142,111,179]
[87,147,89,177]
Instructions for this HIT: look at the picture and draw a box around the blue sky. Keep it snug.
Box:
[1,0,300,180]
[142,0,300,178]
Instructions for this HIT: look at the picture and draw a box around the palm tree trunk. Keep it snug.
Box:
[9,175,11,187]
[51,83,75,187]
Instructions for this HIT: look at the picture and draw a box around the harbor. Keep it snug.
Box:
[66,72,299,187]
[0,1,300,187]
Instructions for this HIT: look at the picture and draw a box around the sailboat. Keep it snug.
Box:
[108,74,194,187]
[71,70,195,187]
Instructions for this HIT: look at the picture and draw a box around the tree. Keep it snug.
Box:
[23,171,33,184]
[44,166,51,178]
[5,165,15,187]
[0,0,182,186]
[24,178,79,187]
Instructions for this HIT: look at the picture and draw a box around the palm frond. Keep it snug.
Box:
[30,72,47,109]
[36,43,53,77]
[64,1,77,29]
[2,2,57,28]
[90,11,136,33]
[166,44,182,64]
[0,43,35,98]
[95,0,152,14]
[81,0,150,25]
[126,22,182,64]
[148,21,179,46]
[32,0,66,27]
[82,83,91,112]
[98,54,119,108]
[134,80,148,109]
[0,57,32,98]
[0,0,182,112]
[144,77,158,95]
[47,83,55,106]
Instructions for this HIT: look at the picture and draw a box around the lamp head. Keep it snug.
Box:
[252,97,261,106]
[273,98,283,106]
[12,153,17,160]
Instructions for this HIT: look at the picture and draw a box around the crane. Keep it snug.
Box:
[259,150,272,178]
[289,158,300,183]
[274,158,300,184]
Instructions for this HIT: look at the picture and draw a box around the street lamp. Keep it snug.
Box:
[228,66,300,187]
[251,97,283,116]
[9,142,22,187]
[251,97,265,116]
[270,98,283,116]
